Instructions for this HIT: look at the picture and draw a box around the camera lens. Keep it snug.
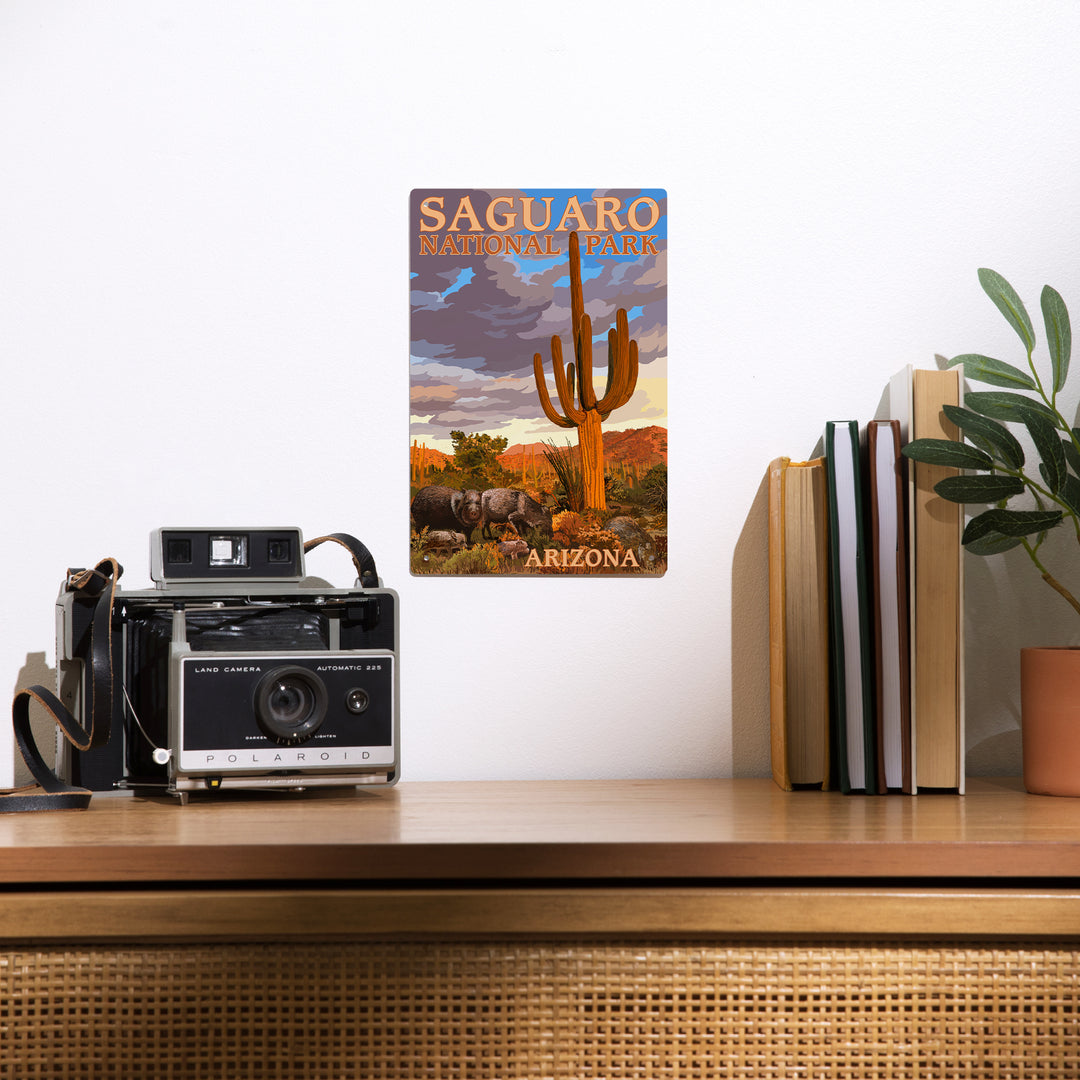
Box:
[254,666,328,744]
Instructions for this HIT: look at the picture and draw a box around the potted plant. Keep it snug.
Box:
[902,269,1080,795]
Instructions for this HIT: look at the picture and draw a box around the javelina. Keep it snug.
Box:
[411,486,483,546]
[497,537,529,560]
[480,488,553,539]
[423,530,467,555]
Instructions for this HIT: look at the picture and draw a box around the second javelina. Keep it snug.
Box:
[480,488,553,539]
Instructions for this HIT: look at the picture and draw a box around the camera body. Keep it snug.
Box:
[56,528,398,800]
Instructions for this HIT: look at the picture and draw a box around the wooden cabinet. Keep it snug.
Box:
[2,778,1078,1076]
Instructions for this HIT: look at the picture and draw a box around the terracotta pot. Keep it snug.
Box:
[1021,647,1080,796]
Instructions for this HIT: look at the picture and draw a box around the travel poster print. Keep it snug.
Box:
[409,188,667,576]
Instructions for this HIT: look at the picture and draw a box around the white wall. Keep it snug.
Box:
[3,1,1080,788]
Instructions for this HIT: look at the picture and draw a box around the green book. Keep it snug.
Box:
[824,420,879,794]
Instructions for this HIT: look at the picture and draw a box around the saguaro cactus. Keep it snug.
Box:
[532,232,639,510]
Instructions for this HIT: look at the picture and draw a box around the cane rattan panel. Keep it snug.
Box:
[2,939,1078,1078]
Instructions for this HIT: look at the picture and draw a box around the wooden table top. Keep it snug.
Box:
[1,777,1078,885]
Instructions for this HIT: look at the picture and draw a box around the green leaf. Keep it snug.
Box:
[964,390,1057,425]
[1041,284,1071,393]
[1026,414,1068,492]
[1060,474,1080,518]
[979,268,1035,353]
[933,474,1024,503]
[963,507,1063,543]
[946,353,1037,390]
[963,432,998,462]
[1063,435,1080,477]
[900,438,993,469]
[964,531,1026,556]
[942,404,1024,469]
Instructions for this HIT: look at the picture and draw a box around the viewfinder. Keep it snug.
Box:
[209,534,249,568]
[152,527,306,583]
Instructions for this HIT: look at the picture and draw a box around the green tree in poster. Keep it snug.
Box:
[450,430,509,486]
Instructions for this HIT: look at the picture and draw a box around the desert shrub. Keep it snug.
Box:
[552,510,584,544]
[542,440,584,512]
[440,543,502,575]
[640,463,668,510]
[578,528,623,552]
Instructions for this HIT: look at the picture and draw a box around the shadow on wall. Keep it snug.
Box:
[730,470,771,778]
[962,527,1080,776]
[12,652,56,787]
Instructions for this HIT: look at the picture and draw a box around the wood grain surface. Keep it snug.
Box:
[1,777,1078,885]
[4,885,1080,942]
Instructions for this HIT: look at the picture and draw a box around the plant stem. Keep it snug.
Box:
[1041,571,1080,618]
[996,463,1080,545]
[1027,345,1049,402]
[1021,536,1080,615]
[1029,347,1080,460]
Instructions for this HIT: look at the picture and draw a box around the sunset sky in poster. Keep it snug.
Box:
[410,188,667,453]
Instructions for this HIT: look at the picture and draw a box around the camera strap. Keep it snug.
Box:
[1,558,122,813]
[303,533,379,589]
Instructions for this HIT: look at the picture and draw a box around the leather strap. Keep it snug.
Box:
[303,533,379,589]
[2,558,122,813]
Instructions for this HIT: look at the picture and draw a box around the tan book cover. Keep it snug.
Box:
[911,368,963,789]
[768,456,831,789]
[889,365,965,793]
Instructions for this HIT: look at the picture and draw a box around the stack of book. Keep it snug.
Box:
[768,365,964,794]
